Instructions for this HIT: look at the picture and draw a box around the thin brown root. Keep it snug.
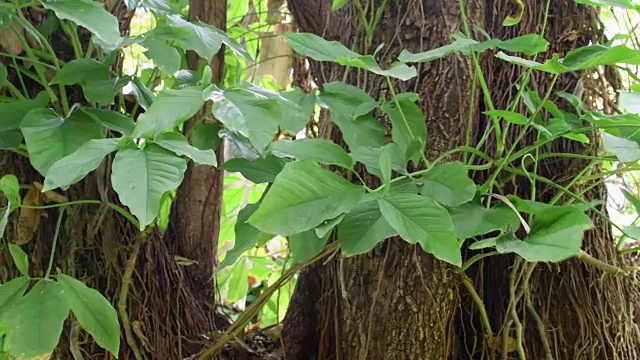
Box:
[69,319,85,360]
[118,232,146,360]
[526,296,553,360]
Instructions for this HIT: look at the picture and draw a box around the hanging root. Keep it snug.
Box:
[118,232,146,360]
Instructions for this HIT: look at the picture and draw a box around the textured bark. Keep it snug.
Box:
[283,1,483,359]
[284,0,640,359]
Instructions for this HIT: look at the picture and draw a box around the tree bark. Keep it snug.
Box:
[283,0,640,359]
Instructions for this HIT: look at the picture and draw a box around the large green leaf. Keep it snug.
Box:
[44,0,120,47]
[289,230,330,263]
[111,144,187,229]
[380,98,426,163]
[43,138,121,191]
[378,194,461,266]
[338,195,397,256]
[132,87,205,138]
[221,156,287,184]
[50,59,110,85]
[602,133,640,162]
[3,280,70,360]
[57,274,120,357]
[248,160,364,236]
[269,139,354,169]
[154,132,217,166]
[496,207,592,262]
[82,77,131,106]
[7,244,28,277]
[419,162,476,207]
[448,201,521,240]
[0,277,29,317]
[143,38,181,75]
[208,88,281,153]
[21,108,103,176]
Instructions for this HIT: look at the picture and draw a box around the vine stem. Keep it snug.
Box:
[45,207,65,278]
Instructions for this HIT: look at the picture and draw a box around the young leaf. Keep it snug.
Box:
[132,87,205,138]
[248,160,364,236]
[44,0,120,47]
[332,0,349,10]
[3,280,70,360]
[269,139,354,169]
[154,132,217,166]
[7,244,28,277]
[0,276,29,317]
[380,98,426,164]
[289,230,330,263]
[43,138,121,191]
[378,194,461,266]
[208,89,281,153]
[21,108,103,176]
[222,156,287,184]
[338,195,397,256]
[57,274,120,357]
[496,207,592,262]
[111,144,187,229]
[419,162,476,207]
[50,59,110,85]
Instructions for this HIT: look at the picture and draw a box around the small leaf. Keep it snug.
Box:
[21,108,103,176]
[57,274,120,357]
[0,276,29,317]
[381,98,426,164]
[43,138,121,191]
[332,0,349,10]
[154,132,217,166]
[378,194,461,266]
[419,162,476,207]
[289,230,330,263]
[112,144,187,229]
[498,34,549,56]
[496,207,592,262]
[350,145,407,180]
[248,160,364,236]
[379,144,393,190]
[50,59,110,85]
[0,175,20,211]
[3,280,70,360]
[315,213,345,238]
[399,36,477,63]
[222,156,287,184]
[339,195,396,256]
[7,244,28,277]
[129,77,155,111]
[44,0,120,46]
[448,201,522,239]
[503,0,524,26]
[269,139,354,169]
[484,110,528,125]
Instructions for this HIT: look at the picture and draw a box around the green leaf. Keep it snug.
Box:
[82,77,130,106]
[0,207,8,239]
[0,92,49,133]
[282,33,359,61]
[398,36,477,63]
[280,88,316,134]
[80,108,135,135]
[143,38,180,75]
[503,0,524,26]
[112,144,187,229]
[484,110,528,125]
[602,133,640,162]
[21,108,103,176]
[190,123,222,151]
[332,0,349,10]
[315,213,345,238]
[218,259,248,302]
[217,204,266,271]
[208,88,280,153]
[419,162,476,207]
[132,87,205,138]
[57,274,120,357]
[0,131,22,149]
[163,15,223,62]
[573,0,633,8]
[0,175,20,212]
[448,201,522,239]
[248,160,364,235]
[378,194,461,266]
[0,277,29,317]
[154,132,217,166]
[129,77,155,111]
[317,82,378,119]
[379,144,393,190]
[381,98,426,164]
[496,207,592,262]
[3,280,70,360]
[338,195,396,256]
[336,55,417,81]
[269,139,353,169]
[220,129,262,160]
[222,156,287,184]
[350,145,407,180]
[43,138,121,191]
[44,0,120,47]
[622,189,640,216]
[498,34,549,56]
[7,244,28,277]
[289,230,330,263]
[50,59,110,85]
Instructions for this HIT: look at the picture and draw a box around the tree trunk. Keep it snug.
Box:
[0,2,226,359]
[283,0,640,359]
